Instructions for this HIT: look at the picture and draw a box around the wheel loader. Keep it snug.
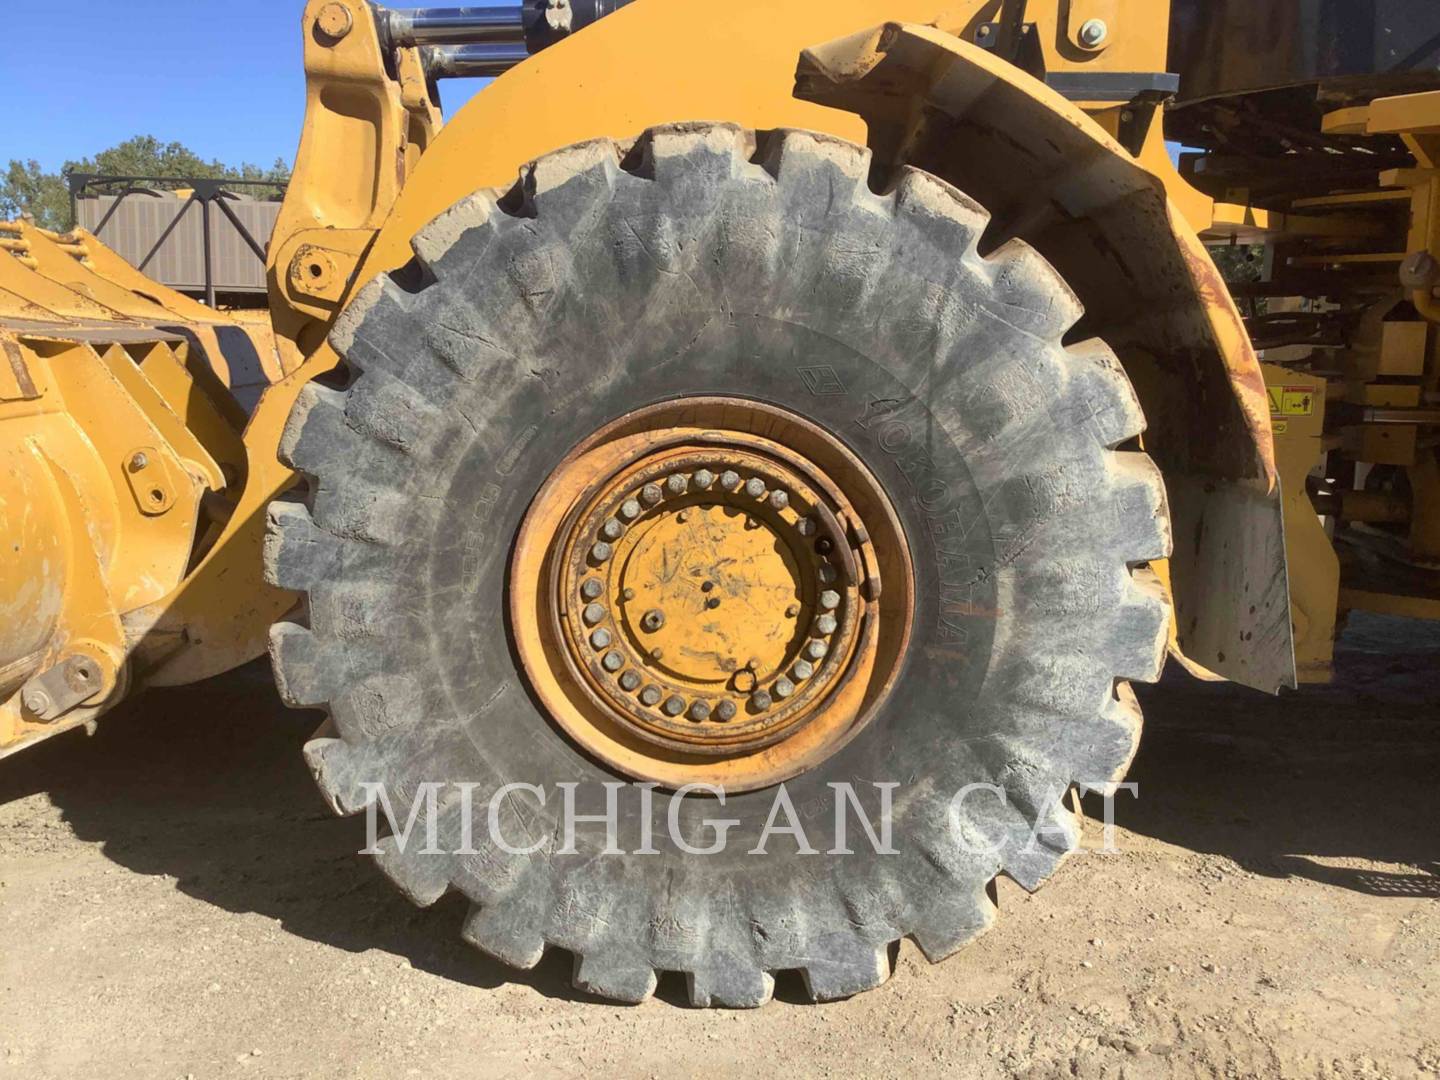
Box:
[3,0,1439,1005]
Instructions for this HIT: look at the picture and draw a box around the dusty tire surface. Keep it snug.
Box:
[265,124,1172,1006]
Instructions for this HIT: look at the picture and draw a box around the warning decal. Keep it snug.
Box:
[1266,385,1315,416]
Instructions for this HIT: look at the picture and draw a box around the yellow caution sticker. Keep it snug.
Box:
[1266,385,1315,416]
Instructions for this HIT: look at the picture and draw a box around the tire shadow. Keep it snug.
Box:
[1103,612,1440,899]
[0,661,594,1002]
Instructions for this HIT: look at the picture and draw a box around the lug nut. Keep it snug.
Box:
[666,474,689,496]
[583,603,607,626]
[640,686,663,707]
[719,470,741,492]
[750,690,773,711]
[590,628,612,649]
[815,614,838,636]
[773,677,796,699]
[805,640,829,662]
[820,590,841,610]
[744,477,766,498]
[620,670,642,692]
[601,519,625,541]
[590,541,613,563]
[818,564,837,585]
[689,701,711,722]
[797,517,817,537]
[792,660,815,680]
[641,483,663,506]
[580,578,603,601]
[663,695,686,717]
[602,650,625,673]
[768,490,789,510]
[641,609,666,632]
[693,469,715,490]
[715,699,738,722]
[620,498,642,521]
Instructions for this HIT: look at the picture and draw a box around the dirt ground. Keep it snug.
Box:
[2,612,1437,1079]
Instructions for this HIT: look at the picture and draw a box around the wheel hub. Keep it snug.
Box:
[511,398,913,791]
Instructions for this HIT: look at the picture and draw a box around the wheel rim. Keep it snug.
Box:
[510,397,914,791]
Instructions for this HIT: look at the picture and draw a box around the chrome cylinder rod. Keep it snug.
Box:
[425,41,531,78]
[384,6,526,47]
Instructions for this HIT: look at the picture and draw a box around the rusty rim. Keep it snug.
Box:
[510,398,913,792]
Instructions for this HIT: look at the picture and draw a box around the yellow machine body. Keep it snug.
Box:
[3,0,1439,752]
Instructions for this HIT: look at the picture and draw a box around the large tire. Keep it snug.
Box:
[265,124,1171,1006]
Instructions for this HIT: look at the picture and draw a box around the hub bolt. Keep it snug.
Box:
[719,470,741,492]
[602,650,625,672]
[666,474,689,496]
[715,699,738,722]
[693,469,716,490]
[797,517,817,537]
[818,564,837,585]
[640,686,662,707]
[768,490,789,510]
[580,578,603,601]
[816,614,838,636]
[590,541,613,563]
[641,483,663,506]
[601,519,625,541]
[773,677,796,699]
[750,690,773,711]
[620,670,642,692]
[619,499,642,521]
[583,603,607,625]
[641,609,666,632]
[744,477,766,499]
[820,590,841,611]
[689,701,711,722]
[663,695,687,717]
[590,628,612,649]
[792,660,814,680]
[805,640,829,662]
[21,687,52,716]
[1079,17,1108,47]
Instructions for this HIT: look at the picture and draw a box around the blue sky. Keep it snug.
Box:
[1,0,486,173]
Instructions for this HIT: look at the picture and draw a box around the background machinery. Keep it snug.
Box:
[2,0,1437,1004]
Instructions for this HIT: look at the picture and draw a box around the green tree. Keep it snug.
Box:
[0,160,71,231]
[1,136,290,231]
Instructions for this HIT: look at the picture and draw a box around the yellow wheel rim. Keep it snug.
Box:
[510,398,914,792]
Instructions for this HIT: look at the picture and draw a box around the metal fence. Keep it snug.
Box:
[70,176,286,306]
